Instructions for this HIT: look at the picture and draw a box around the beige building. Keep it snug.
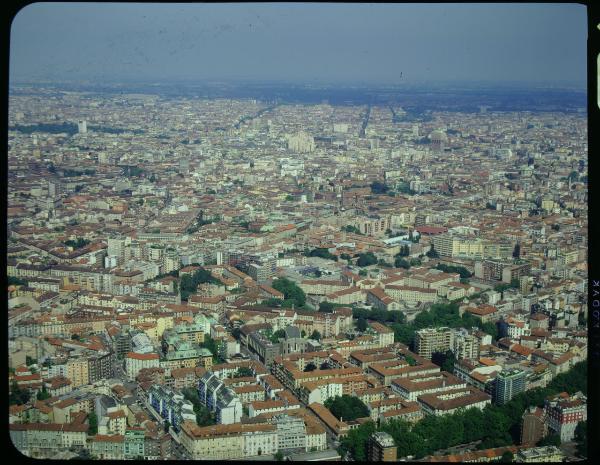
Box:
[415,327,454,359]
[66,357,90,388]
[125,352,160,380]
[9,423,88,459]
[180,421,277,460]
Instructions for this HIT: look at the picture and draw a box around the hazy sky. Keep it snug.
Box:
[10,2,587,86]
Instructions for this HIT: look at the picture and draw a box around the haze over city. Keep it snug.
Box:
[7,2,590,463]
[10,3,587,86]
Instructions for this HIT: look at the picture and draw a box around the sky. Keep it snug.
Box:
[9,2,587,86]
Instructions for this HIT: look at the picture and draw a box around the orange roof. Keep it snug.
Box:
[479,357,497,366]
[126,352,159,360]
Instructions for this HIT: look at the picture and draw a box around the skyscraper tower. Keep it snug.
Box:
[78,120,87,134]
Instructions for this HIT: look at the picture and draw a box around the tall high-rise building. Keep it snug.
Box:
[78,120,87,134]
[451,329,480,360]
[494,369,526,405]
[48,180,61,198]
[368,432,396,462]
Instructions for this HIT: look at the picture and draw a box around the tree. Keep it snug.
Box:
[309,330,321,341]
[356,317,368,332]
[409,257,422,267]
[272,278,306,307]
[164,420,170,433]
[537,433,561,447]
[37,385,51,401]
[512,243,521,259]
[431,350,456,373]
[426,244,439,258]
[338,421,376,461]
[88,411,98,435]
[304,362,317,372]
[306,247,338,261]
[272,329,286,342]
[324,395,370,422]
[405,354,417,366]
[575,421,587,457]
[357,252,377,267]
[394,257,410,269]
[180,267,222,301]
[319,301,335,313]
[342,225,363,235]
[436,263,471,279]
[9,381,30,406]
[200,335,225,364]
[26,356,37,366]
[370,181,389,194]
[234,367,254,378]
[274,451,284,461]
[8,276,28,287]
[182,387,216,426]
[378,259,393,268]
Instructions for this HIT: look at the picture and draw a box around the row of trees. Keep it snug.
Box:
[63,168,96,177]
[435,263,472,279]
[388,302,498,348]
[64,237,91,249]
[339,361,587,461]
[8,276,28,287]
[304,248,338,261]
[352,307,406,325]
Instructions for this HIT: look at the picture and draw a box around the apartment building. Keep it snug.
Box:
[125,352,160,380]
[415,327,454,359]
[181,419,313,459]
[418,387,492,416]
[368,432,397,462]
[198,371,243,424]
[391,371,467,402]
[544,392,587,442]
[493,369,527,405]
[9,423,88,459]
[148,385,196,432]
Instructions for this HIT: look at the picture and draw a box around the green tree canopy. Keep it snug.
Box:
[537,433,561,447]
[356,316,368,332]
[233,367,254,378]
[272,278,306,307]
[324,395,370,422]
[88,411,98,435]
[309,330,321,341]
[357,252,378,267]
[305,248,338,261]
